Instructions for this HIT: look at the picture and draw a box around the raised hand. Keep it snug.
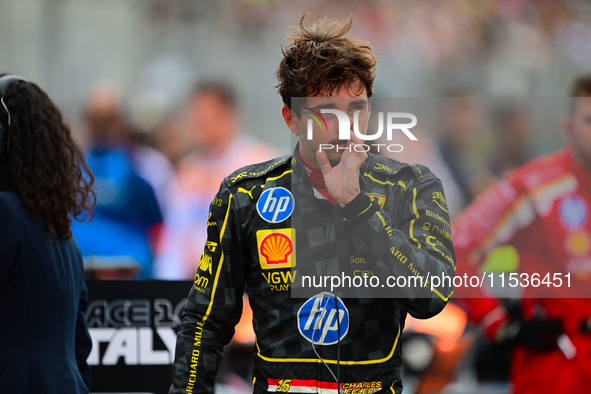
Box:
[316,133,368,207]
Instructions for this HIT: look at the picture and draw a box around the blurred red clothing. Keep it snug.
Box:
[453,149,591,393]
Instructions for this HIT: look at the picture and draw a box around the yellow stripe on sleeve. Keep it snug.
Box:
[202,193,233,323]
[409,187,421,249]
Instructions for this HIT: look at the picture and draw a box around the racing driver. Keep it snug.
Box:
[170,15,456,394]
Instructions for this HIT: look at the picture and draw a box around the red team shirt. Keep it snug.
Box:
[453,149,591,392]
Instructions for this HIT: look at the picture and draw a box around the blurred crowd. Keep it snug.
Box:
[7,0,588,392]
[2,0,591,143]
[73,80,277,280]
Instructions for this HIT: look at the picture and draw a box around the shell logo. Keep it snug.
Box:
[261,233,292,265]
[256,228,296,269]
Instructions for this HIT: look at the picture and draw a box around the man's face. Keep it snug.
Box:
[566,97,591,170]
[288,81,370,167]
[85,87,125,145]
[186,91,235,150]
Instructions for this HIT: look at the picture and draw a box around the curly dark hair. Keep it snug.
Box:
[276,14,377,115]
[0,75,95,239]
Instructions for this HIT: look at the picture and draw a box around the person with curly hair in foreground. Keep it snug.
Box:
[0,74,95,393]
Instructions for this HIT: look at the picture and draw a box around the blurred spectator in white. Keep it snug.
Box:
[72,84,163,279]
[154,81,277,280]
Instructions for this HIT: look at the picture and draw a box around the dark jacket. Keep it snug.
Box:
[0,190,91,393]
[170,151,456,393]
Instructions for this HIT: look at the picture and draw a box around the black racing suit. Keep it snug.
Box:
[170,150,456,394]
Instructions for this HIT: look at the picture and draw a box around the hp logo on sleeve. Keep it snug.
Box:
[256,187,294,223]
[297,293,349,346]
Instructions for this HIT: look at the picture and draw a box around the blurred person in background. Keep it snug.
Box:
[72,84,163,279]
[489,102,533,177]
[154,83,275,389]
[154,81,276,280]
[127,90,176,215]
[436,90,495,207]
[453,75,591,392]
[445,101,533,386]
[0,75,94,393]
